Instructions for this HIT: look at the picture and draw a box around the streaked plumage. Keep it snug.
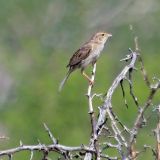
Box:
[59,32,112,91]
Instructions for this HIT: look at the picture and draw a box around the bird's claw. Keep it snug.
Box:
[89,80,94,86]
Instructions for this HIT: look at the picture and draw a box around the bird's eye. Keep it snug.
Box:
[101,33,105,36]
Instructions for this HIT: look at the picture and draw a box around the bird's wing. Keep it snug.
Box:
[67,44,92,67]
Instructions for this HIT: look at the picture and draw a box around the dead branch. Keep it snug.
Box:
[154,105,160,160]
[85,63,100,160]
[0,46,159,160]
[84,50,138,160]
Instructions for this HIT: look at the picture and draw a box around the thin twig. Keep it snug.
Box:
[128,69,139,107]
[30,150,33,160]
[139,56,151,87]
[0,136,9,140]
[155,105,160,159]
[120,79,129,108]
[128,81,160,158]
[43,123,57,144]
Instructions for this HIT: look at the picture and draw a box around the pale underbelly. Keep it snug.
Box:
[80,45,104,69]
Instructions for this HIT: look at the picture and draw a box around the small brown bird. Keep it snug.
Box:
[59,31,112,91]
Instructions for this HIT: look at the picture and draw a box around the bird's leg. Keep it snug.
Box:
[81,70,94,85]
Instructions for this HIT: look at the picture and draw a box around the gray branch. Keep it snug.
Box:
[0,48,159,160]
[84,51,138,160]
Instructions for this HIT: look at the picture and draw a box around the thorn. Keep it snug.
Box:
[133,67,138,71]
[88,111,94,114]
[129,48,133,53]
[37,139,42,145]
[81,144,84,149]
[19,140,23,146]
[85,93,89,98]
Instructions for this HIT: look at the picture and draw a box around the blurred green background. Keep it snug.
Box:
[0,0,160,159]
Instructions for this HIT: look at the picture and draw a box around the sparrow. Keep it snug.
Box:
[59,31,112,91]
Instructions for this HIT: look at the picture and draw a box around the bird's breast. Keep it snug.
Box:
[81,44,104,69]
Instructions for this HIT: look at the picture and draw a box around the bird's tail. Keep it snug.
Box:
[59,70,72,92]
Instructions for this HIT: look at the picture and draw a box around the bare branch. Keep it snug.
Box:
[139,56,151,87]
[155,105,160,159]
[98,52,137,134]
[8,154,13,160]
[84,63,100,160]
[128,68,139,107]
[120,79,129,108]
[128,80,160,158]
[0,144,95,157]
[0,33,159,160]
[30,151,33,160]
[134,36,139,52]
[0,136,9,140]
[84,51,138,160]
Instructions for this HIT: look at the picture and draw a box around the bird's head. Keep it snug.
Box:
[92,32,112,44]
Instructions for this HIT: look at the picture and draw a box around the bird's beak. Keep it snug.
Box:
[107,33,112,37]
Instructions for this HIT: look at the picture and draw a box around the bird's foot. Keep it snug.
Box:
[89,80,94,86]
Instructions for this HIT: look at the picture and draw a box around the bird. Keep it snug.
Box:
[59,31,112,91]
